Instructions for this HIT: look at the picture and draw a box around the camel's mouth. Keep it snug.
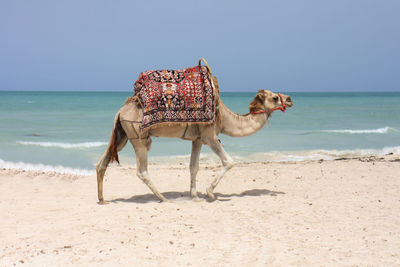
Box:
[285,97,293,108]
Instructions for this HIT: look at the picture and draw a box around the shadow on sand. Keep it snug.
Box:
[109,188,285,204]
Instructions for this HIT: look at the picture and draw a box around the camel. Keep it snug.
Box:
[96,89,293,204]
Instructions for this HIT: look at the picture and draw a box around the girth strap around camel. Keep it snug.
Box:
[133,58,219,132]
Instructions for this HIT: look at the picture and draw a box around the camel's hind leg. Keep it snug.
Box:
[96,138,127,204]
[96,117,128,204]
[96,149,111,204]
[130,138,168,202]
[189,139,202,200]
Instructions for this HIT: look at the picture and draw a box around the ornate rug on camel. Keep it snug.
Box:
[133,63,217,132]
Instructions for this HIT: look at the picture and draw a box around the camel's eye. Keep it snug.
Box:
[273,96,279,102]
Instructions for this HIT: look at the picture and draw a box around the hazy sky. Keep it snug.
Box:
[1,0,399,92]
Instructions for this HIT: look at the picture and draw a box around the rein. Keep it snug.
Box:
[251,92,286,114]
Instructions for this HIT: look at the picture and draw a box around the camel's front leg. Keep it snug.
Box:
[189,139,202,200]
[205,139,234,200]
[130,139,168,202]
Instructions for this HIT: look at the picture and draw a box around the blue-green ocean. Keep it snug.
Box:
[1,91,399,175]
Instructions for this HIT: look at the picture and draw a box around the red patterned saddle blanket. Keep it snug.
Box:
[134,65,216,131]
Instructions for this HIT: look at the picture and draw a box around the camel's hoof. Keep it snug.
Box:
[98,200,109,205]
[191,196,203,202]
[160,198,172,203]
[206,187,216,201]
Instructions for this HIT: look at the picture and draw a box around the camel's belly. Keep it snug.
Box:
[149,125,199,140]
[149,126,185,138]
[120,120,199,140]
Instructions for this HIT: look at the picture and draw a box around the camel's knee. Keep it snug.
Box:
[136,170,150,183]
[226,161,234,170]
[95,162,101,173]
[190,170,199,178]
[224,158,234,171]
[190,165,199,177]
[96,162,106,176]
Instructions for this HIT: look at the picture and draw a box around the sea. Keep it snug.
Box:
[1,91,399,175]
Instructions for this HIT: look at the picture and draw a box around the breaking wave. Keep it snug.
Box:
[0,158,94,176]
[16,141,107,149]
[321,127,399,134]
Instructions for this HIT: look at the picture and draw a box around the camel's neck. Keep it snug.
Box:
[218,101,268,137]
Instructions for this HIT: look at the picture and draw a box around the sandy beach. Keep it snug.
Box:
[1,156,400,266]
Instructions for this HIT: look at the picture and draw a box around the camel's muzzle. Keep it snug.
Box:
[285,97,293,107]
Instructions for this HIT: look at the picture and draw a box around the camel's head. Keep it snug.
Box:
[249,89,293,114]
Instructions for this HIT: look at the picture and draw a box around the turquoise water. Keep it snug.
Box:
[1,91,400,174]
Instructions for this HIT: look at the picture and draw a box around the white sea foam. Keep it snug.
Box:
[17,141,107,149]
[145,146,400,164]
[321,127,399,134]
[249,146,400,162]
[0,158,94,176]
[379,146,400,156]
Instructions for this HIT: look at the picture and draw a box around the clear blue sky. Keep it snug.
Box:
[1,0,399,92]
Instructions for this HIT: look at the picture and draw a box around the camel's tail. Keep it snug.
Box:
[109,113,126,163]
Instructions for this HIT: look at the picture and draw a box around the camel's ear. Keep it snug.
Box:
[256,93,265,101]
[249,93,265,112]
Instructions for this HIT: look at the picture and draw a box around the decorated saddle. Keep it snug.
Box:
[134,62,217,131]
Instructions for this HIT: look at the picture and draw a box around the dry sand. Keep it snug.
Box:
[1,156,400,266]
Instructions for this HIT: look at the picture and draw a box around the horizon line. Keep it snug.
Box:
[0,89,399,93]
